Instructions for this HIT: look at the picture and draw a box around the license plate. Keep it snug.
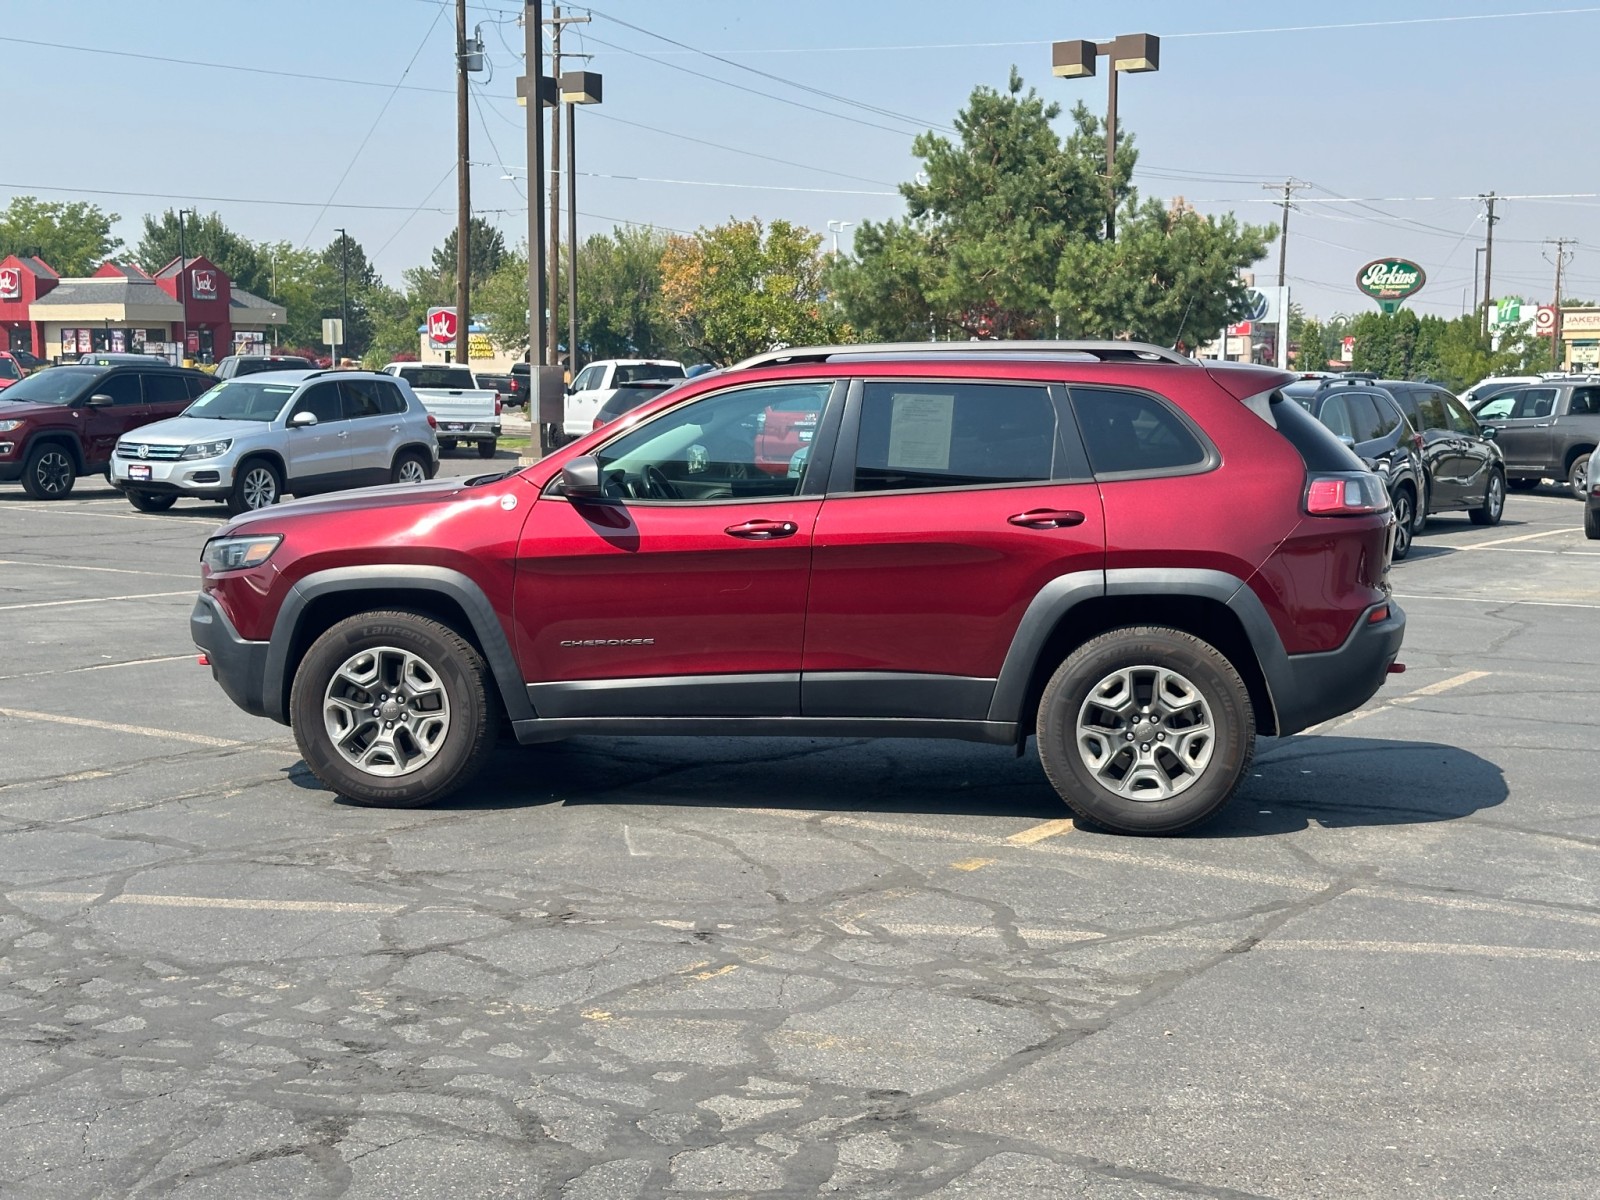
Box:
[129,464,151,480]
[445,422,465,431]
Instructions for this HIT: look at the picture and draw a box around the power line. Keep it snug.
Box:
[299,4,450,246]
[585,6,954,135]
[0,180,467,213]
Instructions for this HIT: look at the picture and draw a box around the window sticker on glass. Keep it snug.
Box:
[886,392,955,471]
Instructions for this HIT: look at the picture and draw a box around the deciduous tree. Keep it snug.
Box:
[0,196,122,276]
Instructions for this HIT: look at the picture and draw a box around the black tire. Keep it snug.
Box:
[1568,453,1591,499]
[1587,505,1600,540]
[541,423,567,452]
[1508,478,1540,492]
[477,439,497,459]
[1036,626,1254,836]
[127,490,177,513]
[391,450,430,484]
[1391,485,1415,561]
[290,610,498,808]
[1469,470,1506,526]
[20,442,77,500]
[440,439,457,454]
[226,458,282,516]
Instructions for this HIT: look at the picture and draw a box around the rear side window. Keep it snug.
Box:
[1071,386,1208,476]
[1570,386,1600,415]
[184,374,214,400]
[1515,387,1558,419]
[141,373,190,405]
[1346,393,1390,443]
[378,381,408,414]
[341,379,389,419]
[1316,394,1354,440]
[853,381,1057,491]
[1268,392,1368,472]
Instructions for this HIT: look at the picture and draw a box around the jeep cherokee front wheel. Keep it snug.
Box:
[290,611,498,807]
[1036,626,1254,835]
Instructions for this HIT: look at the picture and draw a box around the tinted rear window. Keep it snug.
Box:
[1268,392,1368,471]
[1071,387,1208,475]
[614,363,685,384]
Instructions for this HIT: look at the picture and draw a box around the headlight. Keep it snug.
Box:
[202,534,282,572]
[180,438,232,460]
[0,418,22,433]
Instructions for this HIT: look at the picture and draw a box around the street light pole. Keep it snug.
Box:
[518,1,549,449]
[561,71,601,386]
[1051,33,1160,242]
[827,220,854,256]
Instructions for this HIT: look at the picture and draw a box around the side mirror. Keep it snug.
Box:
[86,393,114,408]
[1338,434,1356,448]
[1480,426,1497,440]
[561,455,604,498]
[289,410,318,428]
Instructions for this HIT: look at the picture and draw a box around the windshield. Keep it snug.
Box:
[184,379,297,422]
[0,367,97,405]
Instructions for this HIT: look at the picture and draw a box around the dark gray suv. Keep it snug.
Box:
[1470,376,1600,497]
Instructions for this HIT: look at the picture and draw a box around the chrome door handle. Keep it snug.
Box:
[1008,509,1086,529]
[336,430,349,439]
[725,519,799,540]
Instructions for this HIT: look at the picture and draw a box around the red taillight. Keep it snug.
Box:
[592,415,606,431]
[495,397,503,416]
[426,414,438,430]
[1305,473,1389,516]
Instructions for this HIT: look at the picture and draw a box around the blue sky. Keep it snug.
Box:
[9,1,1600,320]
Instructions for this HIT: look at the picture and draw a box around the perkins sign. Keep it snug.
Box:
[1357,259,1426,314]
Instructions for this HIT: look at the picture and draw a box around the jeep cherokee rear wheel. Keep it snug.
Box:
[1036,626,1254,835]
[290,611,497,807]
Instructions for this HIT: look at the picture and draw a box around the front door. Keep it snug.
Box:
[1487,385,1558,474]
[515,379,838,718]
[282,381,351,492]
[77,371,148,466]
[802,378,1105,719]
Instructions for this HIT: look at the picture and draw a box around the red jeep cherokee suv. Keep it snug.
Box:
[191,342,1404,835]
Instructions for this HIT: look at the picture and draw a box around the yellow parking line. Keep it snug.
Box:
[948,856,995,872]
[10,890,402,913]
[1006,818,1076,845]
[1311,669,1490,732]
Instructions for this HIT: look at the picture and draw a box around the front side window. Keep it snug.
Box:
[1072,386,1208,476]
[571,366,601,392]
[98,374,143,406]
[290,382,345,424]
[1443,394,1482,436]
[1475,390,1519,421]
[1411,390,1449,433]
[591,381,832,501]
[853,381,1056,492]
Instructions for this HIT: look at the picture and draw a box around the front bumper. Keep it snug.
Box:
[1272,599,1407,736]
[112,453,236,498]
[190,592,278,722]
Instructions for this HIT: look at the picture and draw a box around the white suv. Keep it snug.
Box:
[110,370,438,515]
[561,359,685,441]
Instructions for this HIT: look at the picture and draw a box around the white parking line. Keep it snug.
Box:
[8,890,403,914]
[0,590,192,611]
[1399,592,1600,611]
[0,558,194,580]
[1311,670,1490,732]
[1460,528,1574,550]
[0,707,240,748]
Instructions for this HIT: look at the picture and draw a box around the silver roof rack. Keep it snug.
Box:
[730,340,1197,371]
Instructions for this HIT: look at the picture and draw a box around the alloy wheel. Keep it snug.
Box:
[34,450,72,495]
[397,458,427,484]
[241,466,278,509]
[1075,665,1215,800]
[322,646,451,778]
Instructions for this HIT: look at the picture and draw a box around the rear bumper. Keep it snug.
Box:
[190,593,279,723]
[1271,599,1406,735]
[435,422,500,438]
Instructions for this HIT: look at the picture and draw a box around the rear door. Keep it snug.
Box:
[139,371,194,423]
[801,377,1104,720]
[1402,386,1466,507]
[282,381,351,492]
[339,378,402,485]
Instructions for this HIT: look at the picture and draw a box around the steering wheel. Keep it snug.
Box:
[643,465,680,500]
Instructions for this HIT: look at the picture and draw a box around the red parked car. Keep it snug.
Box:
[191,342,1404,834]
[0,351,25,390]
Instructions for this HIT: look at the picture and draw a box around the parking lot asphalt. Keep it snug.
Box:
[3,469,1600,1199]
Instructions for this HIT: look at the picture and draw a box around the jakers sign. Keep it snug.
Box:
[1357,258,1426,314]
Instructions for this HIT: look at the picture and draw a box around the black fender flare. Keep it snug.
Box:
[986,567,1290,733]
[263,565,533,724]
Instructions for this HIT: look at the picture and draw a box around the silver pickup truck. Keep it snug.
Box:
[381,363,501,457]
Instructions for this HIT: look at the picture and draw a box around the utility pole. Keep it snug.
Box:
[454,0,471,369]
[519,2,548,447]
[1547,237,1576,371]
[1479,192,1498,339]
[334,227,349,363]
[1265,179,1305,370]
[543,8,590,376]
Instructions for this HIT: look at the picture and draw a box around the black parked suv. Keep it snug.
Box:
[1284,379,1426,558]
[1317,378,1504,526]
[213,354,314,380]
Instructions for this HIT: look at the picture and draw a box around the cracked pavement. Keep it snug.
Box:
[3,476,1599,1198]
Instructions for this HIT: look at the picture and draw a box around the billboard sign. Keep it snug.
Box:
[1357,259,1426,314]
[0,267,20,300]
[427,306,458,347]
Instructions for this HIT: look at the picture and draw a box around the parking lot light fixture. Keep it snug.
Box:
[1050,32,1160,242]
